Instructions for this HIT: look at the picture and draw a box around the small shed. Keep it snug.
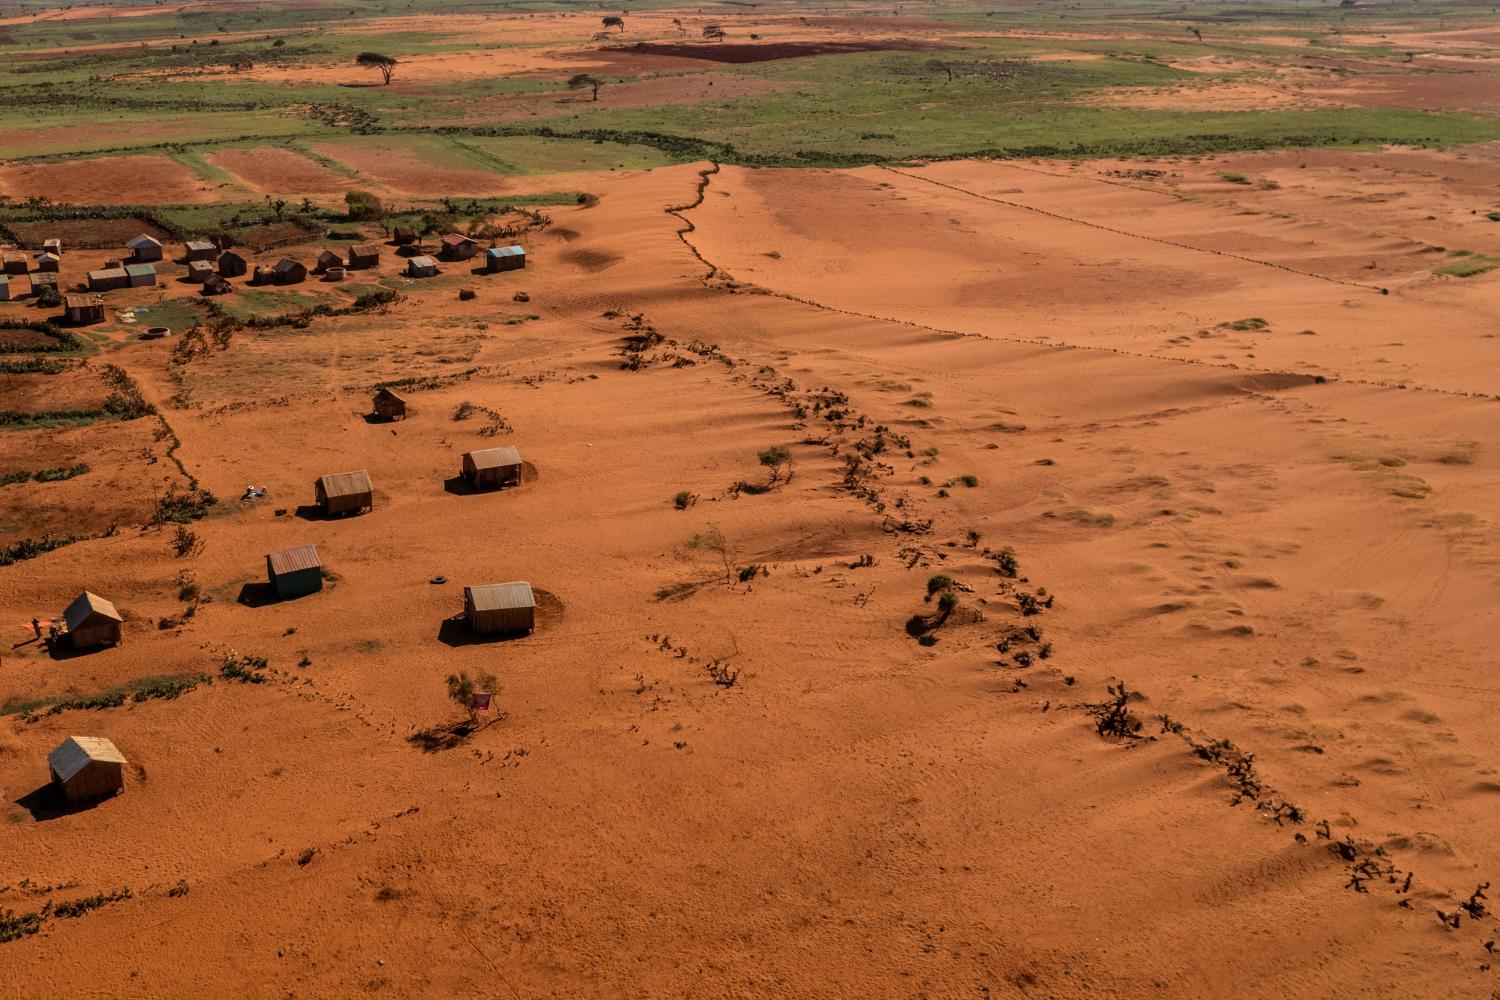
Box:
[348,244,381,269]
[125,263,157,287]
[440,233,478,261]
[314,469,373,516]
[48,737,126,804]
[43,238,63,255]
[315,249,343,273]
[393,225,416,246]
[485,245,526,273]
[272,258,307,285]
[186,260,214,284]
[35,251,61,273]
[127,234,164,262]
[88,267,130,292]
[252,264,274,285]
[217,250,247,277]
[464,581,535,635]
[202,274,232,296]
[0,275,10,302]
[28,273,57,299]
[372,386,407,421]
[266,544,322,600]
[406,255,438,278]
[2,251,28,275]
[63,591,123,649]
[65,293,105,325]
[462,446,522,489]
[184,239,217,262]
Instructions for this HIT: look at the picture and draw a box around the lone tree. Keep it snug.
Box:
[757,444,793,484]
[356,51,397,85]
[602,15,625,30]
[446,670,499,724]
[569,73,604,101]
[926,58,954,82]
[703,23,726,42]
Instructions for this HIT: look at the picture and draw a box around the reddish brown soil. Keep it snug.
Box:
[604,38,941,63]
[207,147,356,198]
[0,156,215,205]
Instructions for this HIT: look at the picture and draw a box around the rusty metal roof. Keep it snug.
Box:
[317,469,372,499]
[350,244,381,257]
[465,446,521,470]
[64,591,122,631]
[442,233,475,246]
[267,544,321,576]
[64,293,103,308]
[465,581,534,613]
[49,736,126,783]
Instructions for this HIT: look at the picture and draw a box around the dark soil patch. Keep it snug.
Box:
[231,221,317,252]
[605,39,939,64]
[561,248,621,272]
[6,217,167,249]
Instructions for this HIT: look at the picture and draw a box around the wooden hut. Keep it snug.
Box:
[65,293,105,325]
[315,249,343,273]
[43,238,62,254]
[217,250,247,277]
[266,544,322,600]
[348,244,381,269]
[461,446,522,489]
[28,272,57,296]
[35,251,61,273]
[63,591,123,649]
[125,263,157,288]
[406,255,438,278]
[314,470,373,516]
[393,225,416,246]
[484,246,526,273]
[202,274,232,296]
[2,251,28,275]
[464,582,535,635]
[186,260,213,283]
[372,387,407,421]
[271,258,306,285]
[0,275,9,302]
[127,234,163,262]
[440,233,478,261]
[48,737,126,804]
[184,239,217,262]
[88,267,130,292]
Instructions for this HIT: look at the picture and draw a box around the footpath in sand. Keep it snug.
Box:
[2,160,1499,998]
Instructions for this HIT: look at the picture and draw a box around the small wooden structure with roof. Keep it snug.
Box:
[271,258,307,285]
[485,245,526,273]
[127,234,163,262]
[315,249,343,273]
[266,544,322,600]
[184,239,217,262]
[462,446,522,489]
[440,233,478,261]
[217,250,247,277]
[88,267,130,292]
[3,251,29,275]
[372,386,407,421]
[464,581,535,635]
[65,293,105,325]
[125,263,157,287]
[43,238,62,255]
[63,591,123,649]
[406,255,438,278]
[186,260,213,284]
[393,225,417,246]
[0,275,9,302]
[314,470,373,517]
[49,736,126,803]
[35,251,60,273]
[348,244,381,269]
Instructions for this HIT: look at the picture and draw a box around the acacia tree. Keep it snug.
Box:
[602,15,624,30]
[758,444,793,485]
[446,670,499,724]
[569,73,604,101]
[702,23,726,42]
[356,51,397,85]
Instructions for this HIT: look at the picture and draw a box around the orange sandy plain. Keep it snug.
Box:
[4,13,1500,1000]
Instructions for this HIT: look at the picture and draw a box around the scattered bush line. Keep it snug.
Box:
[3,673,211,719]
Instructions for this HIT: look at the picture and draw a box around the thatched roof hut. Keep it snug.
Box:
[464,581,535,635]
[266,544,322,600]
[461,446,522,489]
[314,470,373,516]
[372,387,407,421]
[63,591,123,649]
[49,736,126,803]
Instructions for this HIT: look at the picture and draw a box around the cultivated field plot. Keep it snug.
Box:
[5,0,1500,996]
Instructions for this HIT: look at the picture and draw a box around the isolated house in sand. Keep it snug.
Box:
[461,446,522,489]
[266,544,322,600]
[314,470,373,517]
[464,582,535,635]
[63,591,123,649]
[484,246,526,273]
[49,736,126,803]
[372,387,407,421]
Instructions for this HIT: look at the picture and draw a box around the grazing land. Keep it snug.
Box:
[3,0,1500,997]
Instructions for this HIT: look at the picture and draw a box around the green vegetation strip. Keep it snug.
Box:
[1,673,212,718]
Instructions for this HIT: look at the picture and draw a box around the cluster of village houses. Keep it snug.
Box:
[14,232,532,807]
[0,229,526,326]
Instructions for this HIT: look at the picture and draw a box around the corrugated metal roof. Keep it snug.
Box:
[37,252,60,263]
[466,446,521,470]
[185,240,215,251]
[48,736,126,783]
[89,267,128,280]
[442,233,474,246]
[350,244,381,257]
[317,249,342,262]
[487,245,525,257]
[317,469,372,499]
[3,251,28,262]
[268,544,321,576]
[374,387,406,402]
[408,255,436,268]
[465,581,534,613]
[124,263,155,276]
[126,234,161,248]
[63,591,122,631]
[64,293,102,308]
